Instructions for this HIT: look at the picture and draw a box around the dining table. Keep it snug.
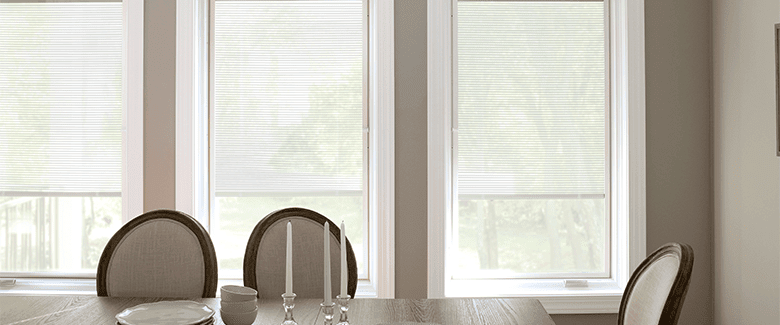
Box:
[0,295,556,325]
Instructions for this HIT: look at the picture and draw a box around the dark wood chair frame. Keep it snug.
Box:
[96,209,219,297]
[618,242,694,325]
[243,207,359,297]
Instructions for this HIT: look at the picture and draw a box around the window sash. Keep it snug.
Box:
[428,0,647,313]
[210,0,369,280]
[451,0,610,279]
[0,0,130,275]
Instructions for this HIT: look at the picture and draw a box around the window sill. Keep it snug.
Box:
[445,278,624,314]
[538,294,622,314]
[0,278,380,299]
[0,278,96,296]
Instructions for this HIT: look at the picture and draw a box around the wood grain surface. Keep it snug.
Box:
[0,296,555,325]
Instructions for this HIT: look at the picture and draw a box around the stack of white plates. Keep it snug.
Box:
[116,300,216,325]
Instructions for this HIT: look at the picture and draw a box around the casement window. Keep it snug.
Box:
[0,0,142,279]
[212,0,367,278]
[428,0,646,313]
[455,0,608,278]
[176,0,394,297]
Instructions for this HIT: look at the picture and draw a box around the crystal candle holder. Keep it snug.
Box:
[336,294,351,325]
[320,301,336,325]
[281,293,298,325]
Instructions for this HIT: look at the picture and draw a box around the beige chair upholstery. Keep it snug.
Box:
[97,209,218,297]
[618,242,694,325]
[244,207,358,299]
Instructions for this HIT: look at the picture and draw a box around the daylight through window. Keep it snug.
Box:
[212,0,367,279]
[0,1,124,274]
[452,0,608,280]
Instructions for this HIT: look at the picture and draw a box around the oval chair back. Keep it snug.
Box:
[97,209,218,297]
[618,242,694,325]
[244,207,358,299]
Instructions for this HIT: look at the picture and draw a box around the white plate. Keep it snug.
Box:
[375,323,442,325]
[118,320,213,325]
[116,300,215,325]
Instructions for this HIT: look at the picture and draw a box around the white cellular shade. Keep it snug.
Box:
[457,1,606,198]
[0,2,123,195]
[214,0,363,196]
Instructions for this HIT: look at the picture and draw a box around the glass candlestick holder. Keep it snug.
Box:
[336,294,351,325]
[281,293,298,325]
[320,301,336,325]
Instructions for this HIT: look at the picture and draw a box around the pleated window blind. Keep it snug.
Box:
[0,1,123,196]
[213,0,364,197]
[456,1,606,199]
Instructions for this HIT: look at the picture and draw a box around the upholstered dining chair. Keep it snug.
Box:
[97,209,218,297]
[618,242,694,325]
[243,207,358,299]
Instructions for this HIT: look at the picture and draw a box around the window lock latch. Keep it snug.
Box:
[0,279,17,287]
[564,279,588,288]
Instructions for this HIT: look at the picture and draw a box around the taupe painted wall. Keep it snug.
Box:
[713,0,780,324]
[644,0,713,323]
[394,0,429,299]
[143,0,176,211]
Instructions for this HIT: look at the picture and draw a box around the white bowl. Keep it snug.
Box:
[220,285,257,302]
[221,299,257,314]
[220,306,258,325]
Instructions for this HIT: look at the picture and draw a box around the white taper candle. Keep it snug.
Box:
[324,222,332,304]
[340,221,347,297]
[285,221,293,295]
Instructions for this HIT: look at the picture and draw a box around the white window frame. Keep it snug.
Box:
[124,0,145,223]
[0,0,144,292]
[427,0,645,313]
[175,0,395,298]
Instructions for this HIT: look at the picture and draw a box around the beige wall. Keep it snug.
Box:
[713,0,780,324]
[644,0,714,323]
[143,0,176,211]
[394,0,429,299]
[142,0,718,322]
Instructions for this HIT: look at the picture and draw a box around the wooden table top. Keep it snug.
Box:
[0,295,555,325]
